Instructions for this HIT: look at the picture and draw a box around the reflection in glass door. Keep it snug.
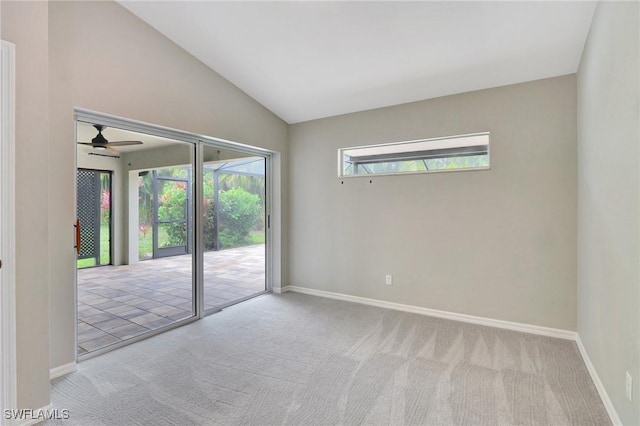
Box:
[76,119,196,357]
[201,145,267,312]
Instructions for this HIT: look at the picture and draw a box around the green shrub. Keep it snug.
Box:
[202,199,216,250]
[218,187,261,249]
[157,180,187,247]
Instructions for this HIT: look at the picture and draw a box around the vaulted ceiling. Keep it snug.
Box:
[119,1,596,124]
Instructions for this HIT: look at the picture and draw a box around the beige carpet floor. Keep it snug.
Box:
[48,292,610,425]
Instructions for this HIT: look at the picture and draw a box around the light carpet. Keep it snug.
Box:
[48,292,611,425]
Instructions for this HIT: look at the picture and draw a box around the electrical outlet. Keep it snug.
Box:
[385,275,393,286]
[626,372,633,401]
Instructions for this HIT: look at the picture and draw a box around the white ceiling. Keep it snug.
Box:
[119,1,596,124]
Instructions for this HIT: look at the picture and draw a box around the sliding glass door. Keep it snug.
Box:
[76,120,196,357]
[76,115,271,358]
[201,145,267,312]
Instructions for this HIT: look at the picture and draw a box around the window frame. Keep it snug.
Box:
[338,132,491,178]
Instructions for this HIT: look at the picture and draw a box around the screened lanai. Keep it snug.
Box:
[202,157,267,252]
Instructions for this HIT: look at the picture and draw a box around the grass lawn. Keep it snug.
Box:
[249,230,265,244]
[138,226,170,259]
[77,224,110,268]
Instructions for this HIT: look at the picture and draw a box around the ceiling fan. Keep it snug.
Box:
[78,124,143,155]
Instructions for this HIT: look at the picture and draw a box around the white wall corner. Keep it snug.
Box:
[49,362,77,381]
[575,336,623,426]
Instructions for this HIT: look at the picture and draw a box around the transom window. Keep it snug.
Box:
[338,132,490,177]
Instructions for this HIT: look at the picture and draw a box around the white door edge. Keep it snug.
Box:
[1,39,18,422]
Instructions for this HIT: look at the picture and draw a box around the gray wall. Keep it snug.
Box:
[289,75,577,330]
[577,1,640,424]
[1,1,52,411]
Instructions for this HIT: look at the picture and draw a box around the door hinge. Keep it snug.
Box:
[267,215,270,229]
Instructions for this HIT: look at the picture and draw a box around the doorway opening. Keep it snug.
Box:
[138,168,192,261]
[76,169,112,268]
[75,113,271,358]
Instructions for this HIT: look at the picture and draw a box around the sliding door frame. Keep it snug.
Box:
[199,144,271,316]
[74,108,275,360]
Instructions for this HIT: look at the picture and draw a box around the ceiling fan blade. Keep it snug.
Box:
[77,142,98,146]
[104,147,120,155]
[105,141,143,146]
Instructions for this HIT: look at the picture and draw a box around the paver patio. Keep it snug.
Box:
[77,244,265,356]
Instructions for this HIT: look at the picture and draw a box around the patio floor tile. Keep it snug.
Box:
[82,313,120,325]
[118,308,148,319]
[91,317,132,332]
[77,326,110,344]
[77,244,265,356]
[129,312,164,325]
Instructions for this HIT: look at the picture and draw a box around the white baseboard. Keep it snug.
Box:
[49,362,76,380]
[282,285,577,340]
[11,404,53,426]
[575,336,622,426]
